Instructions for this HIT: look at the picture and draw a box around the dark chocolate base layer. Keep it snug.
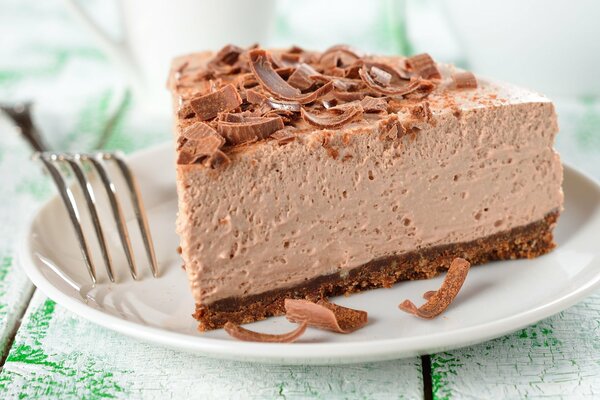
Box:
[194,211,559,331]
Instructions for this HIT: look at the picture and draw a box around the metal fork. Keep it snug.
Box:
[2,103,159,283]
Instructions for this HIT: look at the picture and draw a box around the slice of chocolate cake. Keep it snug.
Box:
[168,45,563,331]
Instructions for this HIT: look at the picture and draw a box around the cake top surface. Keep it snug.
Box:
[168,45,549,167]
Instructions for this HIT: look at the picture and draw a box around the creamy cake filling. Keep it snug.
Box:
[177,100,562,305]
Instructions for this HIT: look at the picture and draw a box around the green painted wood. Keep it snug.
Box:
[431,293,600,399]
[0,123,49,361]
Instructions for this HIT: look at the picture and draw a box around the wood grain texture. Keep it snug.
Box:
[0,292,424,399]
[431,292,600,399]
[0,119,51,360]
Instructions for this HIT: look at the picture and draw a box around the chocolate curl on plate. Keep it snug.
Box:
[301,104,363,129]
[190,84,242,121]
[249,49,334,103]
[399,257,471,319]
[452,71,478,89]
[359,64,423,97]
[405,53,442,80]
[218,116,284,145]
[224,321,308,343]
[285,299,368,333]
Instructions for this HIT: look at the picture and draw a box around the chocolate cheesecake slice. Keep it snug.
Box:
[169,45,563,331]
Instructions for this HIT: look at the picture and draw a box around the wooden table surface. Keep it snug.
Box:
[2,1,600,398]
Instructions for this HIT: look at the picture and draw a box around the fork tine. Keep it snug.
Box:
[105,152,159,278]
[85,155,138,280]
[38,153,97,284]
[62,155,116,282]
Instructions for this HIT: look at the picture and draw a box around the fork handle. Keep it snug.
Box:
[1,103,50,153]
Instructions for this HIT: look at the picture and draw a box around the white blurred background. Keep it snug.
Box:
[1,0,600,175]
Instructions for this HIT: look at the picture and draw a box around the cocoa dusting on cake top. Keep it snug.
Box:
[173,44,478,166]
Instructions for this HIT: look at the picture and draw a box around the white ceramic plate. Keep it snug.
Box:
[19,143,600,365]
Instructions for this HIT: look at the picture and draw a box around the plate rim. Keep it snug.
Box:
[17,143,600,364]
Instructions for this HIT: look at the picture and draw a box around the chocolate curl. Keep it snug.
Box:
[285,299,368,333]
[319,45,363,69]
[423,291,436,300]
[245,88,267,104]
[360,96,388,113]
[301,104,363,129]
[452,71,478,89]
[204,150,231,169]
[271,129,297,145]
[224,321,307,343]
[190,84,242,121]
[266,98,302,113]
[405,53,442,80]
[370,66,392,86]
[288,63,319,90]
[399,258,471,319]
[218,116,284,145]
[176,122,225,164]
[249,49,334,103]
[207,44,244,75]
[359,65,423,96]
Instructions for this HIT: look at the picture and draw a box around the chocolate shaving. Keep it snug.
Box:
[370,66,392,86]
[190,84,242,121]
[275,67,295,79]
[245,88,267,104]
[285,299,368,333]
[423,291,436,300]
[210,44,243,67]
[406,53,442,80]
[319,45,363,69]
[333,90,371,102]
[287,63,319,90]
[359,65,422,96]
[301,104,363,129]
[223,321,307,343]
[180,121,222,141]
[452,71,478,89]
[287,45,304,54]
[218,116,284,145]
[263,109,296,124]
[365,61,411,82]
[360,96,388,113]
[266,98,302,113]
[204,149,231,169]
[399,258,471,319]
[271,129,296,145]
[281,52,302,64]
[249,49,334,103]
[176,122,225,164]
[177,101,195,119]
